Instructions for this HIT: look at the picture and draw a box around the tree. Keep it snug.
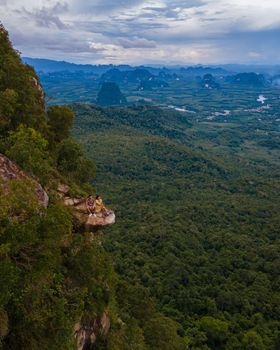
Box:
[0,89,18,131]
[56,138,95,183]
[143,315,186,350]
[6,125,53,185]
[47,106,74,144]
[0,24,47,133]
[199,316,230,348]
[242,330,265,350]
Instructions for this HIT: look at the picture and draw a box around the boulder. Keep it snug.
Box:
[0,153,49,208]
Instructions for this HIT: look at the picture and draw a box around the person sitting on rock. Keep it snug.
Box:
[86,195,96,217]
[95,195,109,216]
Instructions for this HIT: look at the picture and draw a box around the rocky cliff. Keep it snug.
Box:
[0,153,49,208]
[0,155,114,348]
[74,311,110,350]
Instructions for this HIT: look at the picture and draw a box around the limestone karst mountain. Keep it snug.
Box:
[201,74,220,89]
[97,82,127,105]
[228,72,266,86]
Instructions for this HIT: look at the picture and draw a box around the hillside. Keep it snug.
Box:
[72,103,280,350]
[0,25,187,350]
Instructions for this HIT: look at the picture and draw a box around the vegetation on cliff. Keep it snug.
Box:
[0,25,186,349]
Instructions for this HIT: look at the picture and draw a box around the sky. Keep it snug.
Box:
[1,0,280,65]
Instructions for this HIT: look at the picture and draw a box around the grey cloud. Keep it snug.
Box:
[18,2,68,30]
[194,10,207,15]
[164,0,206,7]
[200,17,224,22]
[75,18,168,38]
[44,41,101,54]
[9,26,102,57]
[140,8,188,21]
[117,37,156,48]
[143,0,205,12]
[139,1,206,21]
[72,0,145,14]
[4,0,280,65]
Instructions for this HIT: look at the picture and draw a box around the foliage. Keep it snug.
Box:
[0,24,46,134]
[6,125,53,185]
[72,103,280,350]
[55,138,95,184]
[47,105,74,144]
[143,315,186,350]
[242,330,265,350]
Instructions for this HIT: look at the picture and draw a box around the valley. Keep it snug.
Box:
[22,57,280,348]
[1,0,280,346]
[71,101,280,349]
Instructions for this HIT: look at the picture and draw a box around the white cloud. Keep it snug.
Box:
[1,0,280,64]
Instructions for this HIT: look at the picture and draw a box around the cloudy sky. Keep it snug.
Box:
[1,0,280,65]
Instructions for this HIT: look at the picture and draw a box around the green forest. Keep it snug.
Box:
[71,103,280,350]
[1,24,280,350]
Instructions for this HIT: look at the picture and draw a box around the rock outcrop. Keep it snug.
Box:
[74,312,110,350]
[0,153,49,208]
[57,184,115,230]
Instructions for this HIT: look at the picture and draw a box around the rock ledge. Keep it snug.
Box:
[57,184,115,230]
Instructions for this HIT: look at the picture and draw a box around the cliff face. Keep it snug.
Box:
[0,25,118,350]
[74,312,110,350]
[0,153,116,230]
[0,153,49,208]
[0,155,113,348]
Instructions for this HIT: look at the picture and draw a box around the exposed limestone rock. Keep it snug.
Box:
[0,153,49,208]
[58,184,115,230]
[0,309,8,337]
[31,77,44,99]
[57,183,70,196]
[74,312,110,350]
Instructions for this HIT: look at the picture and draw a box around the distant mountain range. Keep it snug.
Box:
[23,57,129,75]
[23,57,279,106]
[23,57,233,77]
[23,57,280,77]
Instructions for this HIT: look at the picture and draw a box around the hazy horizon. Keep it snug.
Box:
[23,56,280,69]
[1,0,279,66]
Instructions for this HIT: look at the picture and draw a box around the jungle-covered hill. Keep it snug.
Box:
[0,25,187,350]
[72,103,280,350]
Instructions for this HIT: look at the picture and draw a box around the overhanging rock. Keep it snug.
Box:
[58,184,115,230]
